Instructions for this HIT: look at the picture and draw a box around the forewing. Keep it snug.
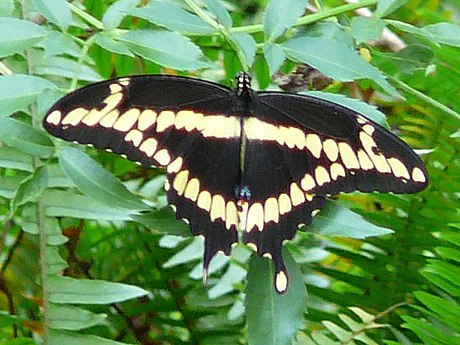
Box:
[43,75,241,271]
[253,91,428,196]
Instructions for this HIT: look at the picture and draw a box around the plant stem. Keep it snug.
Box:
[21,0,50,341]
[68,2,103,30]
[185,0,249,71]
[391,77,460,121]
[230,0,379,34]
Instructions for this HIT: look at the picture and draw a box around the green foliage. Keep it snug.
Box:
[0,0,459,344]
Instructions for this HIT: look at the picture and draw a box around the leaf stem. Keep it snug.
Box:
[68,2,104,30]
[341,302,407,345]
[230,0,379,34]
[391,77,460,121]
[69,35,96,91]
[184,0,249,71]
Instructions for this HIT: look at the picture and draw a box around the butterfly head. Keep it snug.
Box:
[235,72,252,96]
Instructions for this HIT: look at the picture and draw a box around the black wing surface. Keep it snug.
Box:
[239,91,428,292]
[43,75,242,272]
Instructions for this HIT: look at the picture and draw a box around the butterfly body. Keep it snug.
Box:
[44,73,428,293]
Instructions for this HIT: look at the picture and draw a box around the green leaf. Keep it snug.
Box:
[0,74,56,116]
[305,91,388,126]
[57,147,147,212]
[283,37,399,97]
[246,250,307,345]
[131,207,191,237]
[43,190,135,221]
[308,201,393,238]
[230,33,257,68]
[102,0,141,30]
[350,17,386,44]
[0,118,54,157]
[203,0,232,28]
[264,0,307,41]
[414,291,460,329]
[20,207,69,245]
[31,0,71,30]
[322,321,352,341]
[94,32,134,57]
[0,147,33,172]
[49,304,106,330]
[0,176,25,199]
[163,237,203,268]
[208,263,246,299]
[12,167,48,210]
[0,17,47,57]
[132,1,215,35]
[46,246,68,274]
[424,22,460,47]
[375,0,408,18]
[0,0,14,16]
[35,56,102,82]
[119,29,210,70]
[48,275,149,304]
[41,31,82,59]
[264,43,285,76]
[49,330,129,345]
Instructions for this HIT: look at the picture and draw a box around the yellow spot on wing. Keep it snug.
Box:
[387,157,410,179]
[330,163,346,180]
[184,178,200,202]
[99,109,120,128]
[225,201,238,230]
[411,167,426,182]
[153,149,171,165]
[139,138,158,157]
[323,139,339,162]
[197,190,212,211]
[201,116,240,138]
[173,170,189,196]
[118,77,130,86]
[244,117,279,142]
[138,109,157,131]
[301,173,315,191]
[167,157,183,174]
[363,124,375,135]
[62,108,88,126]
[278,193,292,215]
[210,194,226,221]
[290,183,305,206]
[264,198,279,224]
[315,166,331,186]
[246,203,264,231]
[109,83,122,93]
[339,142,360,169]
[357,150,374,170]
[46,110,62,125]
[113,109,141,132]
[156,111,175,132]
[175,110,194,130]
[275,271,288,293]
[124,129,143,147]
[306,134,322,158]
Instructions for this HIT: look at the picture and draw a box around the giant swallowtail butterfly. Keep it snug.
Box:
[43,72,428,293]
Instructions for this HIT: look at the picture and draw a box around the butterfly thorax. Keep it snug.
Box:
[232,72,257,115]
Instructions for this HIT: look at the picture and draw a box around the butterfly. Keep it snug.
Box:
[43,72,428,293]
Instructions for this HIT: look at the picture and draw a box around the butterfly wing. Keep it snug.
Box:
[43,75,242,272]
[239,91,428,292]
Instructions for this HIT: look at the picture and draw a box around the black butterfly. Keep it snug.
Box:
[43,72,428,293]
